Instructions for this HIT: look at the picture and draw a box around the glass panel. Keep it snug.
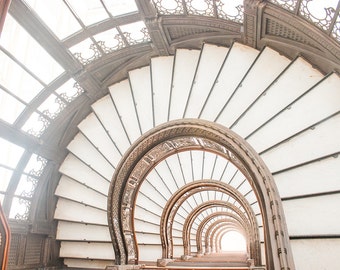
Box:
[152,0,185,15]
[120,21,151,45]
[38,93,66,119]
[0,50,43,102]
[15,174,38,198]
[0,167,13,192]
[69,38,101,65]
[21,112,50,137]
[94,28,125,53]
[102,0,138,16]
[186,0,215,16]
[0,14,64,84]
[24,0,82,40]
[24,154,47,176]
[300,0,338,31]
[55,79,84,102]
[0,89,25,124]
[9,196,31,220]
[268,0,298,12]
[67,0,109,26]
[217,0,244,23]
[0,138,24,168]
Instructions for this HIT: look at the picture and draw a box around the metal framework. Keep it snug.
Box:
[0,203,10,270]
[159,180,259,264]
[195,212,247,254]
[182,200,252,256]
[107,119,295,269]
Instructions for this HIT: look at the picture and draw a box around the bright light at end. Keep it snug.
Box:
[221,231,246,251]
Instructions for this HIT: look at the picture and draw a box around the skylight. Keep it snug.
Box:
[102,0,138,17]
[94,28,125,53]
[23,0,82,40]
[69,38,102,65]
[120,21,150,45]
[67,0,110,26]
[0,49,43,103]
[0,90,25,124]
[0,167,12,196]
[0,13,65,127]
[21,112,50,137]
[152,0,244,23]
[0,137,24,168]
[0,14,64,83]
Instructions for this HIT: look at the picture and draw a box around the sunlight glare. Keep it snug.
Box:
[221,231,246,251]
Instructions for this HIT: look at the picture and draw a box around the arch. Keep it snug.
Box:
[217,229,247,253]
[107,119,294,269]
[195,212,248,255]
[160,180,259,263]
[205,220,244,254]
[182,200,252,256]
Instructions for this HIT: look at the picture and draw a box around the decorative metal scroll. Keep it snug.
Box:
[268,0,340,42]
[152,0,244,23]
[0,203,10,270]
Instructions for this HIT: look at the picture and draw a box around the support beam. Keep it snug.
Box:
[0,0,11,35]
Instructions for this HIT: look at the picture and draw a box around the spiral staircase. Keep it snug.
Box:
[51,41,340,270]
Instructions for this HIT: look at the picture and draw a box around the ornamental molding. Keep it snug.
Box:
[263,6,340,61]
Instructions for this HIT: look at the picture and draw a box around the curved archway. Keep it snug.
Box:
[195,213,247,255]
[182,200,252,256]
[107,119,294,269]
[160,180,259,263]
[205,220,244,254]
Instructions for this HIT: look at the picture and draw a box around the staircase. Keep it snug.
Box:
[54,43,340,269]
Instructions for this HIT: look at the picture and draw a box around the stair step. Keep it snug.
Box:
[54,42,340,268]
[200,42,259,121]
[216,46,290,128]
[151,56,174,125]
[184,44,229,118]
[169,49,200,120]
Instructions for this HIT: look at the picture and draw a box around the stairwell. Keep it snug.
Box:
[53,42,340,269]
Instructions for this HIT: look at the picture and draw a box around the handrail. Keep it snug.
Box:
[0,202,10,270]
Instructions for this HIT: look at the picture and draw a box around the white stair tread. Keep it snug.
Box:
[78,113,121,166]
[169,49,200,120]
[59,154,109,195]
[184,43,229,118]
[57,221,110,241]
[67,133,114,180]
[108,79,141,145]
[54,198,107,225]
[55,176,107,210]
[60,241,114,260]
[200,42,259,121]
[129,66,154,133]
[151,56,174,126]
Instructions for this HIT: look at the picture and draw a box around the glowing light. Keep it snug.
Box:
[220,231,246,251]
